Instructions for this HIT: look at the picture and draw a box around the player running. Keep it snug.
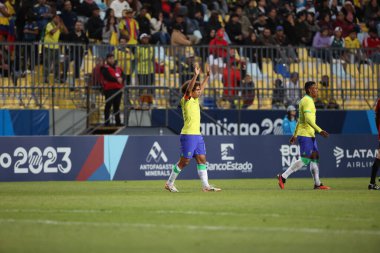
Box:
[368,98,380,190]
[277,81,330,190]
[165,63,221,193]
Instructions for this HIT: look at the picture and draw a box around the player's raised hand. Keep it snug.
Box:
[194,63,200,76]
[320,130,329,138]
[289,135,297,144]
[205,64,210,77]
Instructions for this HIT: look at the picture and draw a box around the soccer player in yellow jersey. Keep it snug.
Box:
[277,81,331,190]
[165,64,221,193]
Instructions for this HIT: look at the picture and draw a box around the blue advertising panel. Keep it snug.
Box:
[0,110,49,136]
[0,135,377,182]
[151,109,376,135]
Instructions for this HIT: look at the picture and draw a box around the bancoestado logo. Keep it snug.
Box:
[200,118,283,136]
[333,146,377,168]
[0,147,72,174]
[279,145,306,171]
[206,143,253,173]
[140,142,172,176]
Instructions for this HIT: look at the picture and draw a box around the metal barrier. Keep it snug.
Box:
[0,42,379,129]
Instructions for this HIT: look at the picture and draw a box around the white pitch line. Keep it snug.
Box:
[0,218,379,236]
[0,209,112,214]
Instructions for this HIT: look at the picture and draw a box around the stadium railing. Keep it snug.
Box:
[0,42,378,128]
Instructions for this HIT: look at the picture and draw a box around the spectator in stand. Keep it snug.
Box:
[274,25,299,64]
[344,28,361,63]
[110,0,130,21]
[244,31,263,70]
[253,12,267,35]
[285,71,300,107]
[312,26,331,62]
[272,78,286,109]
[102,9,119,47]
[136,33,155,95]
[119,8,139,45]
[114,36,134,86]
[258,28,275,59]
[23,9,39,72]
[254,0,266,16]
[295,11,312,45]
[222,48,241,101]
[317,0,332,20]
[208,28,228,80]
[186,0,204,20]
[77,0,98,23]
[332,11,354,38]
[317,13,333,34]
[150,11,170,45]
[127,0,142,14]
[283,12,297,45]
[266,8,279,34]
[65,20,88,87]
[363,27,380,63]
[341,1,357,24]
[33,0,53,39]
[43,13,68,84]
[101,53,126,126]
[226,13,243,45]
[205,11,222,38]
[135,6,150,36]
[235,5,252,39]
[306,12,319,37]
[364,0,380,23]
[245,0,258,23]
[282,105,297,135]
[0,0,11,41]
[86,5,104,57]
[60,0,78,33]
[330,26,345,61]
[240,74,255,109]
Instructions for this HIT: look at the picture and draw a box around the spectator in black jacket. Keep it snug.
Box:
[135,6,151,35]
[63,20,88,87]
[225,13,243,45]
[60,0,78,33]
[86,5,103,57]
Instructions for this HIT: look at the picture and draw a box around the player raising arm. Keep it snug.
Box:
[165,64,220,193]
[277,81,330,190]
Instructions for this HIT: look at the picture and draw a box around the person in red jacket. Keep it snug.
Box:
[208,28,228,78]
[369,98,380,190]
[362,27,380,63]
[101,53,126,126]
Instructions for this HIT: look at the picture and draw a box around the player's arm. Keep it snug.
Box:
[184,63,200,97]
[199,64,210,94]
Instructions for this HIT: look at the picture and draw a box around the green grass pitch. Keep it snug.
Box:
[0,178,379,253]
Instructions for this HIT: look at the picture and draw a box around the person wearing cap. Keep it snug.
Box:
[136,33,155,95]
[330,26,345,60]
[101,53,127,126]
[119,8,139,45]
[282,105,297,135]
[110,0,130,20]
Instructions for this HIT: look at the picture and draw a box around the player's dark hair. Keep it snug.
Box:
[181,81,201,95]
[304,81,316,94]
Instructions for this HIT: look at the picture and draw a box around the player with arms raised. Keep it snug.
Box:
[165,63,221,193]
[277,81,330,190]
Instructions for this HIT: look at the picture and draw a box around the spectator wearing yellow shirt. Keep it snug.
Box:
[119,8,139,45]
[136,33,155,95]
[114,36,134,86]
[43,14,68,83]
[344,28,362,63]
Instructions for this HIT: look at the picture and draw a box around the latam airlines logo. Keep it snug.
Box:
[221,143,235,161]
[146,142,168,163]
[333,146,377,168]
[141,142,171,177]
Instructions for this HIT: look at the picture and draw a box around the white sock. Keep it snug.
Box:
[197,164,210,188]
[282,159,305,179]
[310,162,321,186]
[167,164,181,185]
